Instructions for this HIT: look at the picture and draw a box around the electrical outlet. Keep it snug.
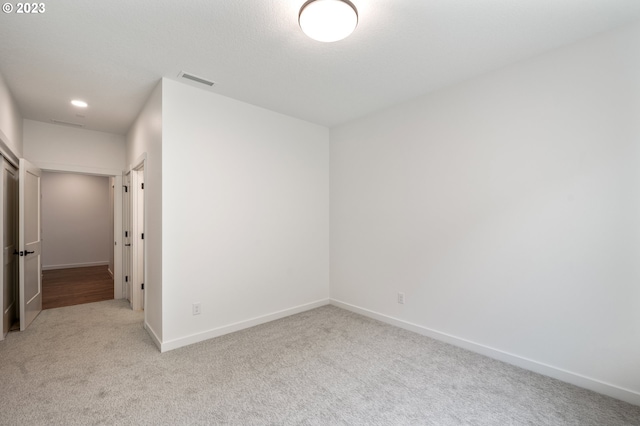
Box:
[397,292,405,305]
[192,303,201,315]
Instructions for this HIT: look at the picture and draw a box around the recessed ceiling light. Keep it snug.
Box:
[299,0,358,43]
[71,100,88,108]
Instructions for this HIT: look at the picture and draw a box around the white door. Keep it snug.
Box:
[1,159,18,339]
[131,167,144,311]
[123,172,131,303]
[19,158,42,331]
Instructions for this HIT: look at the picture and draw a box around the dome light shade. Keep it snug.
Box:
[299,0,358,43]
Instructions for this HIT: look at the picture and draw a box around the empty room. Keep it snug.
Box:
[0,1,639,424]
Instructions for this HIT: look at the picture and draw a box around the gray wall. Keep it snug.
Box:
[41,172,111,269]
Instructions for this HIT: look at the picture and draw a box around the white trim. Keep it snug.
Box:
[130,164,145,312]
[30,161,122,177]
[129,153,147,173]
[112,175,123,299]
[160,298,331,352]
[0,128,19,167]
[42,261,109,271]
[122,171,131,304]
[144,321,162,351]
[330,299,640,407]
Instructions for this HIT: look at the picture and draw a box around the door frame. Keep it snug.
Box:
[29,162,124,300]
[129,154,146,312]
[0,157,18,340]
[0,131,18,339]
[122,171,131,302]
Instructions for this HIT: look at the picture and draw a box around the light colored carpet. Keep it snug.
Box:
[1,300,639,425]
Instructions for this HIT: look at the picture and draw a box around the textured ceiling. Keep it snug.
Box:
[1,0,640,134]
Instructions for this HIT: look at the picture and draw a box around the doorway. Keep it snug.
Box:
[0,158,124,336]
[40,172,114,309]
[36,166,123,307]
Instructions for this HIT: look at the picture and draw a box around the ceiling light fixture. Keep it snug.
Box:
[299,0,358,43]
[71,100,88,108]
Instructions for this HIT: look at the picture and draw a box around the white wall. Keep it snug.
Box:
[0,72,23,158]
[23,119,125,173]
[330,22,640,404]
[161,78,329,349]
[41,172,110,269]
[126,81,162,343]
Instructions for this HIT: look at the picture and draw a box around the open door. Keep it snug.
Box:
[19,158,42,331]
[1,159,18,339]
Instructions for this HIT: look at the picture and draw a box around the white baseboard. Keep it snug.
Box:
[330,299,640,407]
[144,321,162,352]
[43,261,109,271]
[160,298,331,353]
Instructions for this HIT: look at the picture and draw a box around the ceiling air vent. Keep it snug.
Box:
[178,71,215,87]
[51,119,84,128]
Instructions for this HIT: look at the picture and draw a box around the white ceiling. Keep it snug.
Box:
[1,0,640,135]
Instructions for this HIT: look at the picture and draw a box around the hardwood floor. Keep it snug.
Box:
[42,265,114,310]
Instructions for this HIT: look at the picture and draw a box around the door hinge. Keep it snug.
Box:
[141,283,144,290]
[123,185,128,193]
[125,275,128,283]
[141,233,144,240]
[125,231,128,238]
[141,183,144,189]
